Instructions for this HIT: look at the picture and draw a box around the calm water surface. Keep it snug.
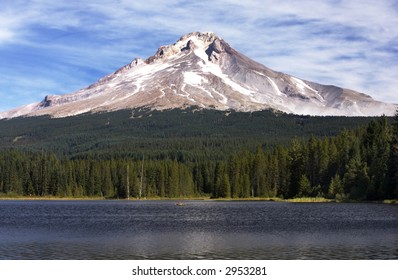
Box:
[0,200,397,259]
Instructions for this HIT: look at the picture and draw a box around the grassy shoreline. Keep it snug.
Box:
[0,195,106,201]
[1,194,396,204]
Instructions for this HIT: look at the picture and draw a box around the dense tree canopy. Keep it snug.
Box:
[1,112,397,200]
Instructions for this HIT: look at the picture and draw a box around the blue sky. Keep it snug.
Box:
[1,0,398,112]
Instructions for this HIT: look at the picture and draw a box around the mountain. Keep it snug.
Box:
[1,31,396,119]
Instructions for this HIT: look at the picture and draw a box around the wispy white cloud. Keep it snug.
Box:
[0,0,397,111]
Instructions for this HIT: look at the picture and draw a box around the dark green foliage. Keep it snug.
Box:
[0,107,396,200]
[0,108,374,160]
[0,151,196,198]
[328,174,344,199]
[387,109,398,198]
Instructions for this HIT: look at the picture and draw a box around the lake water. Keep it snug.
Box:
[0,200,397,259]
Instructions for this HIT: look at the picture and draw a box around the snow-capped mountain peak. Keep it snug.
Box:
[0,31,396,119]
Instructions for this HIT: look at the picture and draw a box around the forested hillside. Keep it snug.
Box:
[0,108,397,200]
[0,108,376,160]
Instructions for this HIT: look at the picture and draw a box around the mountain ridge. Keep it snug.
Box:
[1,31,396,119]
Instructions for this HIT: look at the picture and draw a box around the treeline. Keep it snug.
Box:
[0,153,195,198]
[0,108,375,160]
[1,114,397,200]
[209,116,397,200]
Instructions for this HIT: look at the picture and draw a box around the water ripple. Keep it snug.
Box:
[0,200,397,259]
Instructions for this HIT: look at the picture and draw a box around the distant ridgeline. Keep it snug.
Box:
[0,108,397,200]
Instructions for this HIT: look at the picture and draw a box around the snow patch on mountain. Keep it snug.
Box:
[267,77,283,96]
[184,71,207,86]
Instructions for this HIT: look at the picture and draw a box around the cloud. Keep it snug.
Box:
[0,29,14,43]
[1,0,397,111]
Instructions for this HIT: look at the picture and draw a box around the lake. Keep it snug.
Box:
[0,200,396,259]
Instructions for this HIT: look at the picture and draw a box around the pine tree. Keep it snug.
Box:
[307,135,318,187]
[221,173,231,198]
[343,156,370,201]
[298,174,312,197]
[252,146,267,197]
[328,174,344,199]
[275,146,290,198]
[213,162,224,198]
[167,160,179,197]
[266,154,278,197]
[229,154,242,198]
[364,117,392,199]
[213,161,231,198]
[388,108,398,198]
[242,173,251,198]
[288,138,306,198]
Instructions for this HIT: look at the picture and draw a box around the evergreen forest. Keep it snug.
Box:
[0,108,397,200]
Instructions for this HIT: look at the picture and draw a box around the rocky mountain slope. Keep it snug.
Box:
[1,31,396,118]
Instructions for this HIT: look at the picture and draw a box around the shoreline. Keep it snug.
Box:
[0,195,396,204]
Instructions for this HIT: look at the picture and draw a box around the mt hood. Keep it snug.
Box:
[1,31,396,118]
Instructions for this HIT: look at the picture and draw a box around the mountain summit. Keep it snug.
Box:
[1,31,396,118]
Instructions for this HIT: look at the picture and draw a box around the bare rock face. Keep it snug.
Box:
[0,31,396,119]
[206,38,226,63]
